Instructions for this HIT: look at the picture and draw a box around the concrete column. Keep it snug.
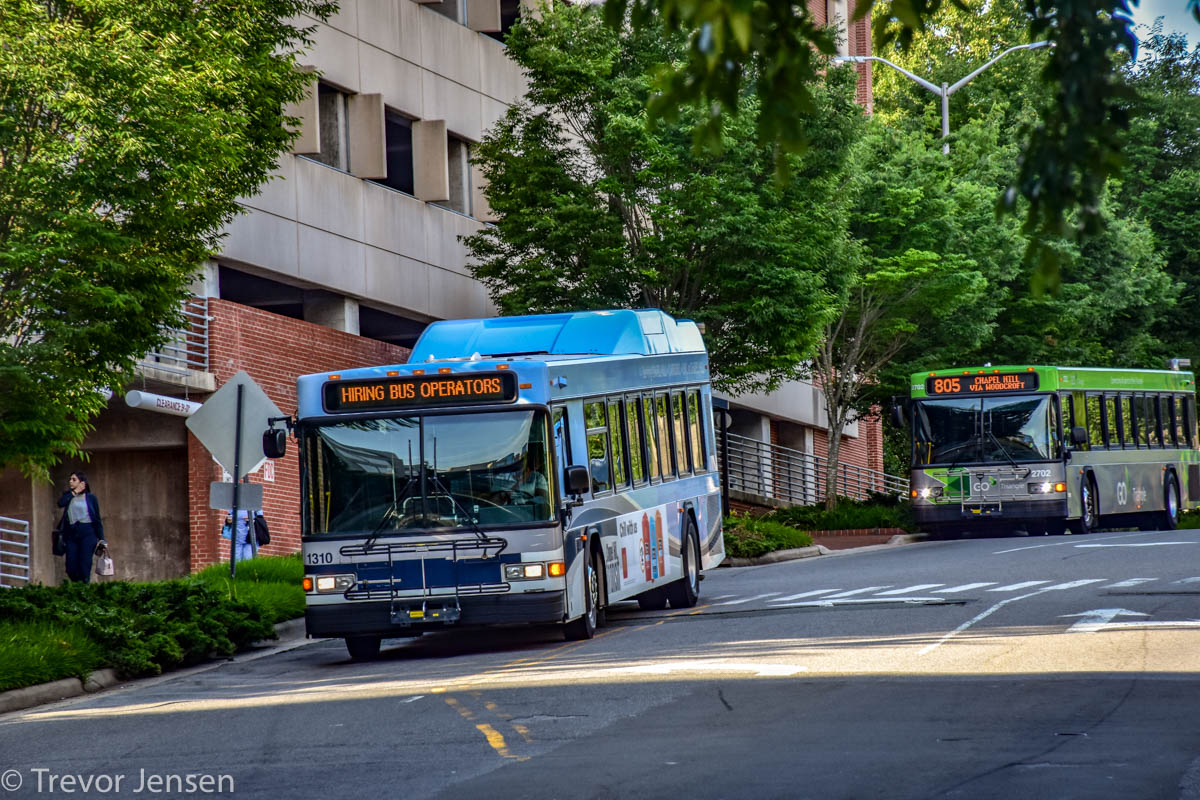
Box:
[190,260,220,298]
[303,291,360,335]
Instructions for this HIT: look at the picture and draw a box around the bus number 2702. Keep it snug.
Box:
[306,552,334,565]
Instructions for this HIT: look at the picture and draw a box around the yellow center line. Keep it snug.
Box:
[444,696,475,720]
[476,723,530,761]
[511,723,534,743]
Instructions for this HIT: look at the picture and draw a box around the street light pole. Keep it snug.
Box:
[834,42,1052,154]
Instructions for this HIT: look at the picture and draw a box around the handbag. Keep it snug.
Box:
[94,542,114,577]
[253,514,270,546]
[52,524,66,556]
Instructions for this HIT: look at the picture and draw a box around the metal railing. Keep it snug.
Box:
[717,432,908,506]
[138,296,210,375]
[0,515,30,587]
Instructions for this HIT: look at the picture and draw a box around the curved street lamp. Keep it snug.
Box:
[834,42,1053,154]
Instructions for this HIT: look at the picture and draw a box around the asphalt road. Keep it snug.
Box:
[2,528,1199,800]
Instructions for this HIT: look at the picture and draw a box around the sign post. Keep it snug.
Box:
[185,371,283,576]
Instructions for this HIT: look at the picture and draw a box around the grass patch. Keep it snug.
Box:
[723,514,814,559]
[0,621,107,692]
[769,496,916,533]
[0,555,306,695]
[1178,509,1200,529]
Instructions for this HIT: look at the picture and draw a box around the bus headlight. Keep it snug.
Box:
[312,574,355,593]
[918,487,943,499]
[1028,482,1065,494]
[505,563,545,580]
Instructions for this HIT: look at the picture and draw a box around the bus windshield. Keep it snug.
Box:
[303,409,555,535]
[913,394,1057,466]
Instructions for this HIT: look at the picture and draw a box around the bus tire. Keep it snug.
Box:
[564,548,600,641]
[636,587,668,611]
[667,519,701,609]
[345,635,381,662]
[1072,475,1098,535]
[1161,472,1181,531]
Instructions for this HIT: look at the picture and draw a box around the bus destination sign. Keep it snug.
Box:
[925,372,1039,396]
[323,372,517,412]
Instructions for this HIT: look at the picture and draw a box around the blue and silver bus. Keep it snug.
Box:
[272,309,724,660]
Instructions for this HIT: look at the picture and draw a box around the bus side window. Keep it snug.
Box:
[626,397,646,484]
[552,406,571,486]
[642,394,661,481]
[687,389,706,473]
[608,399,628,489]
[584,401,611,494]
[1166,395,1176,448]
[1147,395,1162,448]
[655,394,675,478]
[671,392,690,474]
[1135,395,1150,448]
[1085,394,1102,449]
[1121,396,1136,449]
[1103,395,1118,448]
[1185,396,1197,447]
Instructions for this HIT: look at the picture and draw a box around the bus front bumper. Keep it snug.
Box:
[914,498,1069,526]
[305,591,566,638]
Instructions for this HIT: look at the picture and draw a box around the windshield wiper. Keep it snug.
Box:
[363,444,419,552]
[426,437,489,540]
[983,409,1025,473]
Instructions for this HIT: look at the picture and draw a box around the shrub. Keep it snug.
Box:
[723,514,814,558]
[0,621,106,692]
[770,497,916,533]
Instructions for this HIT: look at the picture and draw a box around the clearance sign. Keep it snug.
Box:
[323,372,517,412]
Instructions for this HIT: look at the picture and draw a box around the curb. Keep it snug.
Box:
[0,619,304,716]
[720,533,928,567]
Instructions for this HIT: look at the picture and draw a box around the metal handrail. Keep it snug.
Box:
[717,432,908,505]
[0,515,30,587]
[138,295,210,375]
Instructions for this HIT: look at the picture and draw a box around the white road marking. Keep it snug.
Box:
[1042,579,1106,591]
[402,695,425,703]
[989,581,1050,592]
[825,585,892,598]
[769,589,839,602]
[1104,578,1157,588]
[1061,608,1149,633]
[1174,577,1200,584]
[774,597,947,608]
[875,584,944,596]
[714,592,781,606]
[1075,542,1199,548]
[609,661,807,677]
[994,543,1069,554]
[934,583,996,593]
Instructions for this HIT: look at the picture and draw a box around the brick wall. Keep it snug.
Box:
[188,300,410,572]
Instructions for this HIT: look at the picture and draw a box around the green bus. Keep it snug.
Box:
[899,364,1200,537]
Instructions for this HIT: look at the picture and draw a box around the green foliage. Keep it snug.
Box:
[0,0,334,476]
[722,514,815,558]
[0,556,304,691]
[465,4,865,394]
[609,0,1200,284]
[769,497,917,533]
[0,621,107,692]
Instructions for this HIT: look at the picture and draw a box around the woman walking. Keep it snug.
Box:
[56,471,106,582]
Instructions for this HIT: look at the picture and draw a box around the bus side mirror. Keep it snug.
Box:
[1071,426,1088,446]
[889,399,906,429]
[564,465,589,495]
[263,428,288,459]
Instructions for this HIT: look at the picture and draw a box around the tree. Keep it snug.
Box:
[604,0,1200,278]
[464,4,865,394]
[811,122,990,508]
[0,0,333,476]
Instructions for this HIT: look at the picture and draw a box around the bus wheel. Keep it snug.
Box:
[1072,476,1098,535]
[1161,473,1181,531]
[667,519,701,609]
[564,549,600,641]
[345,636,381,662]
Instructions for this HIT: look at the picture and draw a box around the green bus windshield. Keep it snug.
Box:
[913,394,1058,466]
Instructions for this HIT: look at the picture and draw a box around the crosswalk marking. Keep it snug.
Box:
[825,585,892,598]
[989,581,1050,592]
[1105,579,1156,588]
[875,584,944,596]
[1175,577,1200,584]
[934,583,995,593]
[715,592,780,606]
[769,589,839,602]
[1043,579,1106,591]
